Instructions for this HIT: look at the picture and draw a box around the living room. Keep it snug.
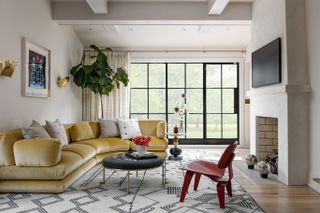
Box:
[0,0,320,212]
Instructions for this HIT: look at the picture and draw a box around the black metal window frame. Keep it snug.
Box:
[130,62,239,145]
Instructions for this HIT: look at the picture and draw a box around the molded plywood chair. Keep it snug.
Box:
[179,142,238,208]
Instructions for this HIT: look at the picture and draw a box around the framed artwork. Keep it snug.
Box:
[22,38,51,98]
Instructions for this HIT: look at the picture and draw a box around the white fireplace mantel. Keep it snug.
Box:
[247,84,310,97]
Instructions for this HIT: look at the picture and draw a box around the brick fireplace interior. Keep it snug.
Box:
[257,116,278,162]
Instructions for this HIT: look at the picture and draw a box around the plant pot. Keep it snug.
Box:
[248,165,254,169]
[260,173,268,179]
[136,145,147,154]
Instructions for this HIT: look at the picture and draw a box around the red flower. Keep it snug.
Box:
[132,136,151,146]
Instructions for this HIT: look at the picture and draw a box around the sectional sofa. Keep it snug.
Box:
[0,120,168,193]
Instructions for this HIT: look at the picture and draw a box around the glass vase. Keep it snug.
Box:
[136,145,147,154]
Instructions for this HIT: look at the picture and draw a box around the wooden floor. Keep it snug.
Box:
[232,148,320,213]
[182,146,320,213]
[235,172,320,213]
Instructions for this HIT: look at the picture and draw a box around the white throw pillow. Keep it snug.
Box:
[117,118,142,140]
[46,119,68,146]
[21,120,51,139]
[98,119,120,138]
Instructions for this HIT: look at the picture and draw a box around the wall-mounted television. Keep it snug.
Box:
[252,38,282,88]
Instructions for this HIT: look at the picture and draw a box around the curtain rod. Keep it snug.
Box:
[84,49,246,53]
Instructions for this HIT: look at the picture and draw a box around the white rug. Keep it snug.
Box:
[0,150,264,213]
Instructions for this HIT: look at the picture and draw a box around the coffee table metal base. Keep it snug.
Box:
[102,161,166,193]
[103,155,166,193]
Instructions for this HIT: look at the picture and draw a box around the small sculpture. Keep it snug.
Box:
[257,161,270,178]
[245,154,257,169]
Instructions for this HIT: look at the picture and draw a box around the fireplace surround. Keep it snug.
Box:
[248,85,309,185]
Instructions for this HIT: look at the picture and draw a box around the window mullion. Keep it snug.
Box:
[147,63,150,119]
[165,63,168,131]
[203,63,207,143]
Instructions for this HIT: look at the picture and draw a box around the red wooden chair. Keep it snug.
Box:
[179,142,238,208]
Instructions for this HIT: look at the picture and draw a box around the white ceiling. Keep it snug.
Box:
[52,0,253,2]
[73,24,251,50]
[53,0,252,50]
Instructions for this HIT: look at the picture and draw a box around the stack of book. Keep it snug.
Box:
[125,152,157,160]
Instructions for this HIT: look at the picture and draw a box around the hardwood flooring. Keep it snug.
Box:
[182,146,320,213]
[235,172,320,213]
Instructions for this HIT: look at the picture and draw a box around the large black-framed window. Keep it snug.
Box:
[130,62,239,145]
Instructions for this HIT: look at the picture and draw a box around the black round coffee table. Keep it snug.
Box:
[102,153,166,193]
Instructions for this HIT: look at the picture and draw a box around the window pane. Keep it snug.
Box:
[222,64,237,88]
[222,89,234,113]
[149,64,165,88]
[131,89,147,113]
[149,114,166,121]
[207,65,221,88]
[187,64,203,88]
[130,64,147,88]
[149,89,166,113]
[186,89,203,113]
[207,114,221,138]
[131,114,148,120]
[168,89,185,113]
[207,89,221,113]
[168,64,184,88]
[187,114,203,138]
[223,114,238,138]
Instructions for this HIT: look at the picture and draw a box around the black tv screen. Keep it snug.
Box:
[252,38,281,88]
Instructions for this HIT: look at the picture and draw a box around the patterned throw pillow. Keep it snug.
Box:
[46,119,68,146]
[98,119,120,138]
[21,120,51,139]
[117,118,142,140]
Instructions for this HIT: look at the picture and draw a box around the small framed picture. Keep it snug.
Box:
[22,38,51,98]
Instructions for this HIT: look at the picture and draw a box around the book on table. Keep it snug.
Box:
[125,152,157,160]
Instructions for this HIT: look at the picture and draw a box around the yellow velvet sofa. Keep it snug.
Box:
[0,120,168,193]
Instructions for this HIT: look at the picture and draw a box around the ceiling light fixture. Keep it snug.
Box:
[103,25,119,34]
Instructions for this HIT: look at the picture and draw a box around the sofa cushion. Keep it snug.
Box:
[131,136,168,151]
[0,133,20,166]
[76,138,130,154]
[21,120,50,139]
[69,122,95,142]
[156,121,166,138]
[46,119,68,146]
[98,119,120,138]
[89,121,101,138]
[0,151,83,180]
[63,144,96,162]
[117,118,142,139]
[14,139,62,167]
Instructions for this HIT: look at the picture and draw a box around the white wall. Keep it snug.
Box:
[306,0,320,192]
[249,0,309,185]
[0,0,83,131]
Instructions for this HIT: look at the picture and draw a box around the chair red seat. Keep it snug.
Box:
[183,160,225,178]
[179,142,238,209]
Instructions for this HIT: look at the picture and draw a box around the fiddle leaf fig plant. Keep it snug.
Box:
[70,45,129,118]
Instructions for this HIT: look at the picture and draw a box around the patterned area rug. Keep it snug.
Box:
[0,150,264,213]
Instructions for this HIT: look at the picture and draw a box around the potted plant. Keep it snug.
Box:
[132,136,151,154]
[70,45,129,118]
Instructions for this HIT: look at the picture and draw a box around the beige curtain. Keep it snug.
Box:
[82,50,130,121]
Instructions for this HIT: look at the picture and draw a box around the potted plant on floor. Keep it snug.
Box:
[70,45,129,118]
